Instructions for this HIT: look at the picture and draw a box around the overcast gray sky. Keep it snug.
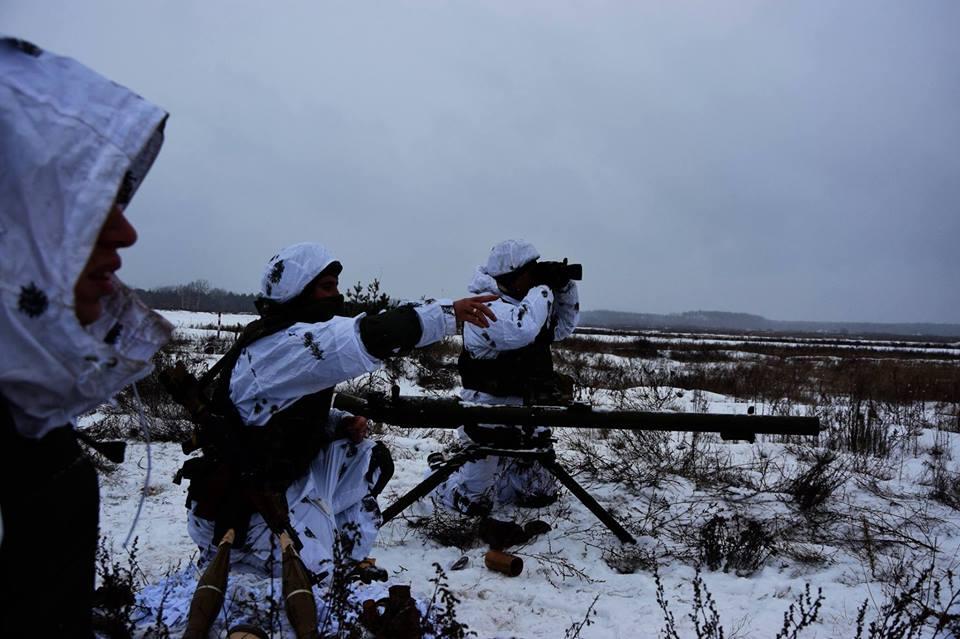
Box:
[5,1,959,323]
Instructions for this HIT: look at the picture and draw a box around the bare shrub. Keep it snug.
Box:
[656,567,823,639]
[603,542,658,575]
[614,363,684,411]
[196,333,235,355]
[97,343,202,443]
[854,564,960,639]
[774,584,825,639]
[655,567,730,639]
[930,469,960,511]
[783,449,850,512]
[318,524,365,638]
[92,538,143,639]
[697,514,777,576]
[819,399,899,458]
[554,351,638,404]
[422,563,476,639]
[521,550,599,587]
[564,428,676,491]
[410,337,460,392]
[565,426,743,497]
[934,401,960,434]
[564,594,600,639]
[91,538,180,639]
[336,367,395,398]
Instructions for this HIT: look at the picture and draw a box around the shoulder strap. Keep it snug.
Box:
[199,297,343,396]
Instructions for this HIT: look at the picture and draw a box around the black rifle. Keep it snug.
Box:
[333,389,820,544]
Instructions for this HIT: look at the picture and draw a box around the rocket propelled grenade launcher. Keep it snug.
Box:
[332,390,821,443]
[336,388,820,545]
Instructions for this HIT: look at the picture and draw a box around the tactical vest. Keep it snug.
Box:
[209,296,421,485]
[212,377,335,491]
[179,297,415,521]
[202,304,344,489]
[180,298,344,518]
[458,322,556,400]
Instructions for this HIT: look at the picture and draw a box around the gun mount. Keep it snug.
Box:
[334,389,820,545]
[332,391,821,443]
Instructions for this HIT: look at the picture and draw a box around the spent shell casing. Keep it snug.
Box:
[484,549,523,577]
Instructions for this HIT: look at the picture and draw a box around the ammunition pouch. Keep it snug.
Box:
[177,456,232,520]
[178,453,303,550]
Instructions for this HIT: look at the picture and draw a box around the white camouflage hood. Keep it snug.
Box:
[482,239,539,277]
[0,37,173,437]
[468,239,540,295]
[259,242,340,303]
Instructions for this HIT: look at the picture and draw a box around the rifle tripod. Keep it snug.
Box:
[382,442,637,545]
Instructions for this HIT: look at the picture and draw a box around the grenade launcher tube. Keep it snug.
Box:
[332,393,820,440]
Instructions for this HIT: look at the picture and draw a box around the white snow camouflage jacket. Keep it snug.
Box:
[230,243,458,425]
[0,37,173,438]
[463,267,578,367]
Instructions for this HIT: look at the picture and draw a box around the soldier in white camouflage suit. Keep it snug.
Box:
[185,242,497,579]
[0,36,172,636]
[435,239,579,515]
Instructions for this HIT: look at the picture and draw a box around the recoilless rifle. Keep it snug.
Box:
[334,387,821,545]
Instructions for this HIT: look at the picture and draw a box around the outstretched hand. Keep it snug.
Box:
[454,295,498,328]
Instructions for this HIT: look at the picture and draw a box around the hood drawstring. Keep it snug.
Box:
[122,382,152,549]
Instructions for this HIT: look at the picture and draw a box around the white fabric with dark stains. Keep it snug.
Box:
[258,241,338,303]
[188,437,384,578]
[188,240,458,573]
[480,238,540,277]
[229,300,455,426]
[0,37,172,438]
[462,269,579,360]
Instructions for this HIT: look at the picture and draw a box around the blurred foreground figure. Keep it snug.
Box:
[179,242,497,587]
[435,239,579,515]
[0,37,172,636]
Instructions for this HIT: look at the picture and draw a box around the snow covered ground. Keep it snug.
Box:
[91,312,960,638]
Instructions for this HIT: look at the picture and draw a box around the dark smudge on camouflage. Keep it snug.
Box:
[302,331,324,360]
[17,283,48,318]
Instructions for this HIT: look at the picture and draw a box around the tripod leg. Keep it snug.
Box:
[541,459,636,544]
[381,452,474,523]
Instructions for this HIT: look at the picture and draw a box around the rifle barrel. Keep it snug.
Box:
[332,393,820,438]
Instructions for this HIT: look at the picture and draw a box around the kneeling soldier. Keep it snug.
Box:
[436,239,579,515]
[177,242,496,635]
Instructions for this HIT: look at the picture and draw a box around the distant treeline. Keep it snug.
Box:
[134,280,257,313]
[137,283,959,339]
[134,278,393,316]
